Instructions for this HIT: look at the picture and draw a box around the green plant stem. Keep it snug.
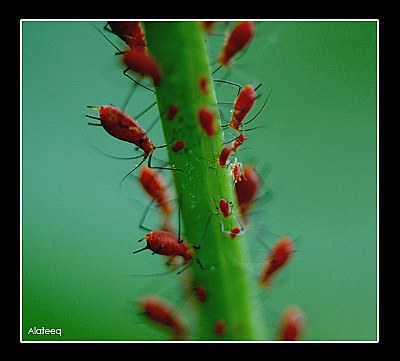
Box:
[144,21,265,340]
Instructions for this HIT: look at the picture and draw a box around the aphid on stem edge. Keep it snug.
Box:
[133,214,212,273]
[229,84,257,132]
[134,230,193,264]
[212,195,234,218]
[198,106,216,136]
[234,163,261,219]
[172,140,186,153]
[138,295,187,340]
[219,145,232,167]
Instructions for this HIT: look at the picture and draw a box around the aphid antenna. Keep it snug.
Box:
[86,106,102,124]
[132,243,149,255]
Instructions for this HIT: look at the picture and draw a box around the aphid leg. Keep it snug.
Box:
[196,257,206,270]
[123,67,155,93]
[147,149,182,172]
[213,79,243,96]
[241,89,273,127]
[119,154,148,188]
[193,213,212,250]
[138,198,156,233]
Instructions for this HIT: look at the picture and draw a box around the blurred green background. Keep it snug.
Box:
[22,20,377,341]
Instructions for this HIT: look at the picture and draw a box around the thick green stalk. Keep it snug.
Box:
[144,21,265,340]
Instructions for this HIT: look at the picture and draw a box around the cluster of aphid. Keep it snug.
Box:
[87,20,305,341]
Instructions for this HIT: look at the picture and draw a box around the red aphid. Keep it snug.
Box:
[88,105,155,155]
[231,133,247,152]
[214,319,227,336]
[139,166,173,217]
[134,230,193,264]
[107,21,146,52]
[278,306,306,341]
[219,199,231,218]
[167,104,179,121]
[199,76,208,95]
[198,106,215,136]
[229,226,242,239]
[172,140,186,153]
[235,164,260,218]
[230,85,257,132]
[219,146,232,167]
[194,285,207,303]
[218,21,255,67]
[259,236,294,287]
[123,49,163,86]
[138,295,187,339]
[231,162,244,184]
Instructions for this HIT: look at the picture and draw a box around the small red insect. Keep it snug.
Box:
[172,140,186,153]
[87,104,154,152]
[234,164,260,218]
[218,21,255,67]
[198,106,216,136]
[138,295,187,339]
[139,166,173,218]
[219,198,232,218]
[199,76,208,95]
[106,21,146,52]
[219,145,232,167]
[229,226,242,239]
[167,104,179,121]
[278,306,306,341]
[194,285,207,303]
[86,105,174,174]
[259,236,294,287]
[214,319,227,336]
[231,162,244,184]
[231,133,247,152]
[122,49,163,86]
[220,220,244,239]
[230,84,257,132]
[133,230,193,264]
